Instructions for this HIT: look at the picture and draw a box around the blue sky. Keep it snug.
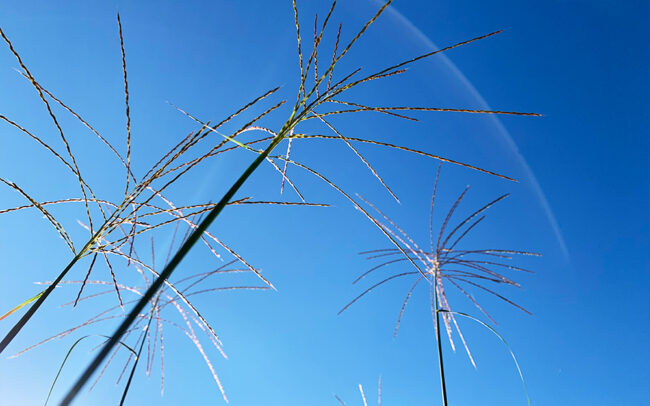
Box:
[0,1,648,405]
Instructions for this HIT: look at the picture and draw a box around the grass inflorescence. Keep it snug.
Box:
[339,164,538,405]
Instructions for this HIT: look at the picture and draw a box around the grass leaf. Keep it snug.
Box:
[44,335,137,406]
[0,290,45,322]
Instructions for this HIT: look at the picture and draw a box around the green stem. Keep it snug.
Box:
[58,121,292,406]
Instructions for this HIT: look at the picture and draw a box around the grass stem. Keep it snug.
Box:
[435,304,449,405]
[433,264,449,406]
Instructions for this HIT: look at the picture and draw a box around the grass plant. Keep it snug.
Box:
[0,1,539,404]
[339,164,538,405]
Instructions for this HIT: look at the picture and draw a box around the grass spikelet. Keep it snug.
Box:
[73,253,98,307]
[117,13,132,199]
[0,26,98,232]
[287,133,516,181]
[0,178,76,253]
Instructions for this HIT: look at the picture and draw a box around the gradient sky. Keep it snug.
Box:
[0,1,648,405]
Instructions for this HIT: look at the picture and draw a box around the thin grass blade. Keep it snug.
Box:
[440,310,530,406]
[0,290,45,322]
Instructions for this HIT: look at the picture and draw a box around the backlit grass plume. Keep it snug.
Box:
[0,12,315,353]
[13,227,272,404]
[339,164,538,405]
[0,1,540,404]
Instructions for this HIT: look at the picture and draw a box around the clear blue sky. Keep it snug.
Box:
[0,1,647,405]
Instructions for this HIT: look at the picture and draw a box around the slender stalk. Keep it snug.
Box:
[433,260,449,406]
[58,115,295,406]
[119,302,157,406]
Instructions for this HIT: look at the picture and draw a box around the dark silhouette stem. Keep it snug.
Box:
[433,264,449,406]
